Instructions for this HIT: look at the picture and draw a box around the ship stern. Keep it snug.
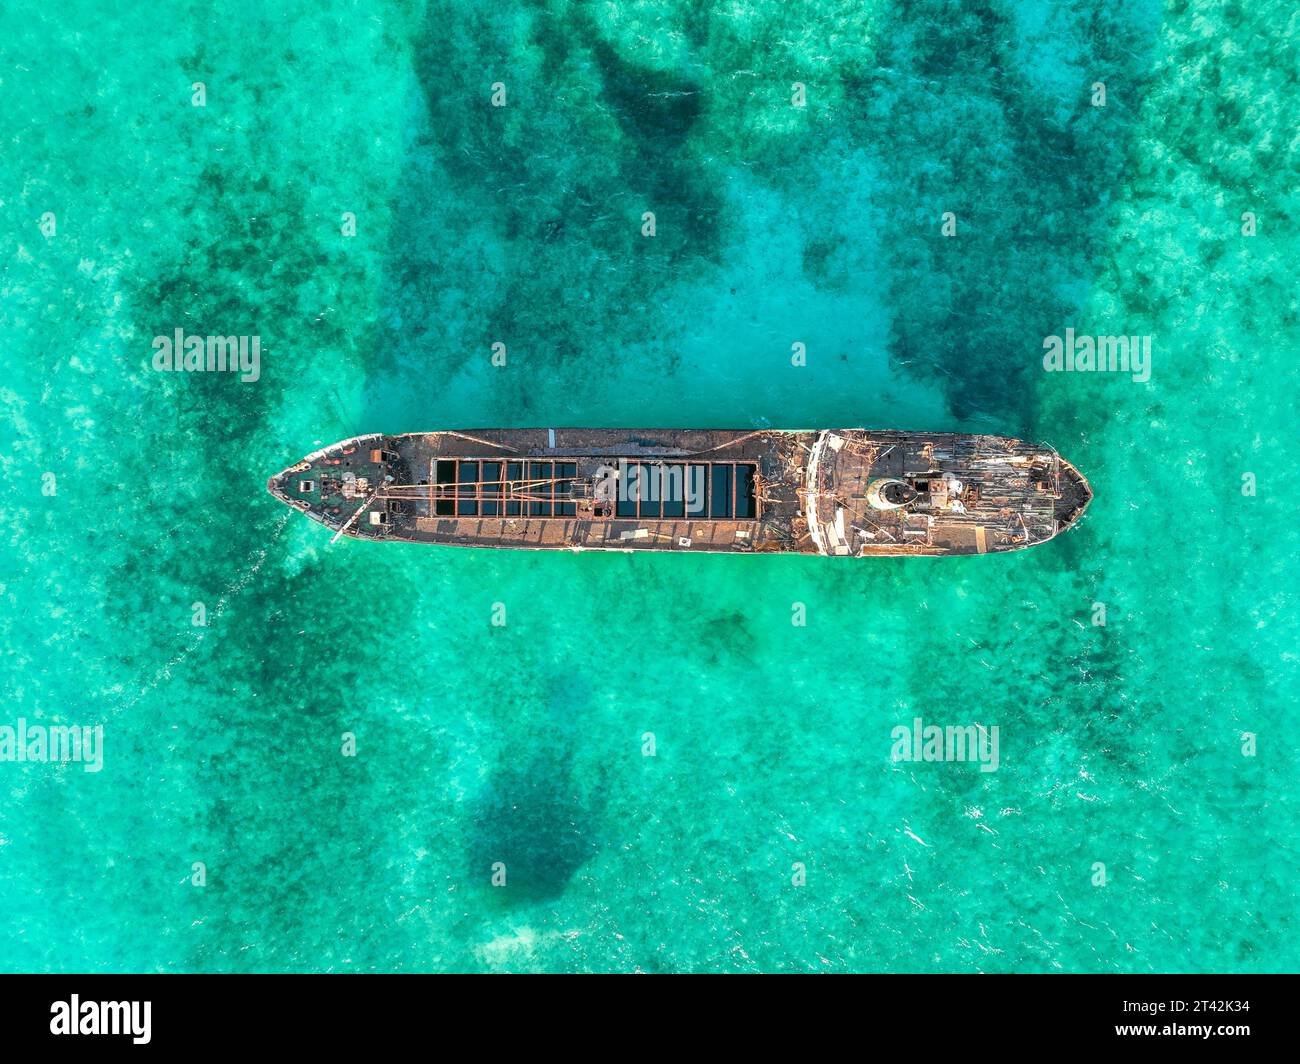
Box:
[1054,457,1093,533]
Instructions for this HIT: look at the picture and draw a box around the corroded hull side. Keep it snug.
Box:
[267,429,1091,556]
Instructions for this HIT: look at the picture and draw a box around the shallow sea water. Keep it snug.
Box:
[0,0,1296,971]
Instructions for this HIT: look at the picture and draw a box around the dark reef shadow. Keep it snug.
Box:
[467,674,609,904]
[372,2,1164,434]
[854,0,1165,429]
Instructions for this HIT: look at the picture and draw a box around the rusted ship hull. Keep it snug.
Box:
[267,429,1092,556]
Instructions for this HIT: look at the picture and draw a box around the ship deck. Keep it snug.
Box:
[267,427,1091,557]
[384,429,812,553]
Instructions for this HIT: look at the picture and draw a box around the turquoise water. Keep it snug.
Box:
[1,0,1296,972]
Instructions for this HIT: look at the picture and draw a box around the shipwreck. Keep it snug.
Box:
[267,429,1092,556]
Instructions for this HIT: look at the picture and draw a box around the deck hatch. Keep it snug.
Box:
[637,463,660,519]
[505,462,523,516]
[481,461,502,516]
[710,465,732,518]
[735,464,756,518]
[661,465,686,518]
[556,462,577,517]
[528,462,553,516]
[457,461,479,516]
[434,461,456,515]
[685,463,707,516]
